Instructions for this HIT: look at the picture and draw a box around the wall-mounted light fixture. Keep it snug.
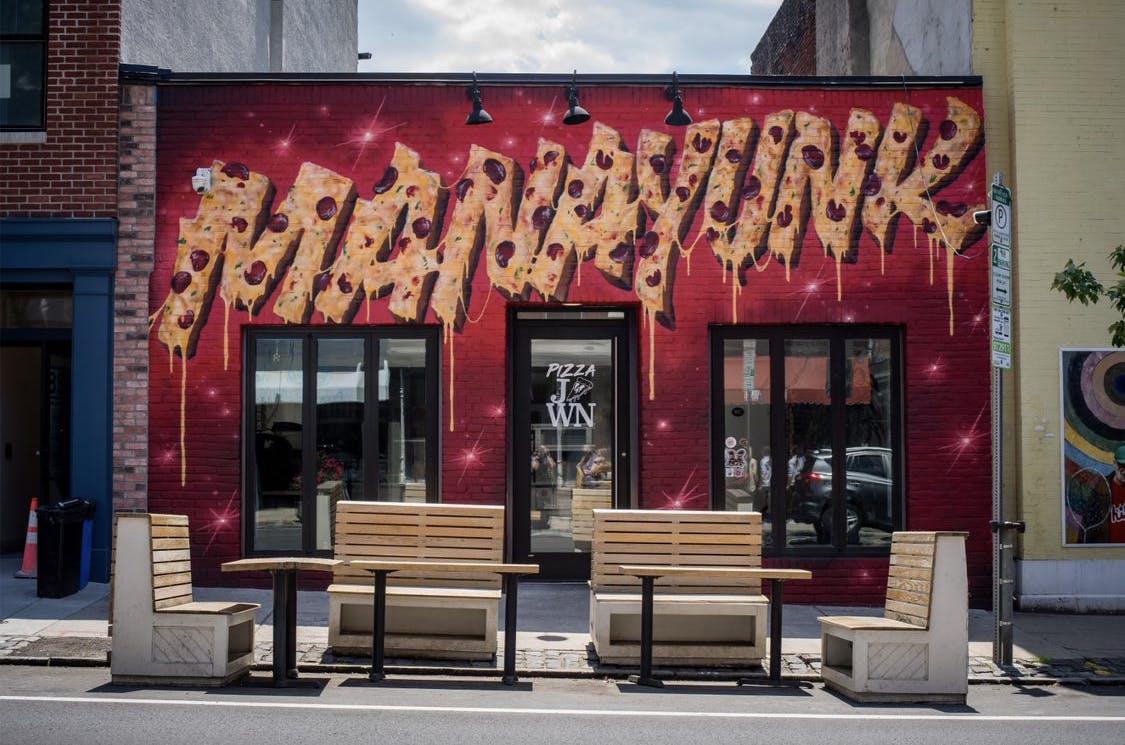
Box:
[664,71,692,126]
[465,72,492,125]
[191,167,212,194]
[563,70,590,126]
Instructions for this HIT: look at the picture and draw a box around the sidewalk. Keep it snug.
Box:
[3,553,1123,685]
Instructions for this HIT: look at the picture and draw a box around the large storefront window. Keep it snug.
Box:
[712,327,901,554]
[246,328,439,554]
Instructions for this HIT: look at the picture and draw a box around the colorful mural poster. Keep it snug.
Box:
[1062,349,1125,545]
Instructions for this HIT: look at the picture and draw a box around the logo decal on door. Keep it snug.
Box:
[545,363,597,427]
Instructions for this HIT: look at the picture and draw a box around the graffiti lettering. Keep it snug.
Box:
[156,97,985,361]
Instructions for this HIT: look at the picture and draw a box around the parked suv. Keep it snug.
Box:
[790,446,894,543]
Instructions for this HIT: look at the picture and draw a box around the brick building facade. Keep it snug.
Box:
[1,0,120,576]
[138,76,994,605]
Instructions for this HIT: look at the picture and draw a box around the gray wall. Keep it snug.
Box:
[890,0,972,75]
[122,0,358,73]
[813,0,972,76]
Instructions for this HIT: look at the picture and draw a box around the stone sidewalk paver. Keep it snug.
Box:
[3,632,1123,686]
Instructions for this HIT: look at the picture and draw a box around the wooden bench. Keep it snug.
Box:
[589,509,769,666]
[571,487,612,550]
[819,531,969,703]
[110,513,260,686]
[328,501,506,660]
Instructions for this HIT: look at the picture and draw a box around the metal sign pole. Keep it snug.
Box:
[991,368,1015,666]
[988,172,1023,666]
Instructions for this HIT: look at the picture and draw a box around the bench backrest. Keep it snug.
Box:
[883,531,942,628]
[148,513,195,609]
[333,501,504,590]
[591,509,763,594]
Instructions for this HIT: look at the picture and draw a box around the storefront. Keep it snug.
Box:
[0,219,116,580]
[146,74,991,603]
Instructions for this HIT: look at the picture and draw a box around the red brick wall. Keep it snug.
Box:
[113,82,156,509]
[148,83,993,604]
[0,0,120,217]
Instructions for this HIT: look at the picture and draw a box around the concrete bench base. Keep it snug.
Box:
[590,591,768,666]
[328,583,501,660]
[328,502,507,662]
[819,532,968,704]
[110,514,260,687]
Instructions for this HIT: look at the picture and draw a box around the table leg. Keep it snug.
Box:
[502,574,519,685]
[285,570,298,678]
[769,578,783,682]
[737,580,807,688]
[370,570,389,682]
[271,570,288,685]
[629,575,663,688]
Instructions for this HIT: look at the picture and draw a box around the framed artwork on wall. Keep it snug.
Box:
[1061,349,1125,545]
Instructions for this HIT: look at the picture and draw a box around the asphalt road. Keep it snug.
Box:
[2,666,1123,745]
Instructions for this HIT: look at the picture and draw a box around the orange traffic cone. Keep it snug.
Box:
[14,497,38,579]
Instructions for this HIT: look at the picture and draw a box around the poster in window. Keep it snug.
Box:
[1061,349,1125,545]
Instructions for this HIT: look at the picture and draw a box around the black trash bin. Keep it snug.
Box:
[36,498,95,599]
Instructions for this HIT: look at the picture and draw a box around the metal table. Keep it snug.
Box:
[615,565,812,686]
[348,560,539,685]
[221,557,340,687]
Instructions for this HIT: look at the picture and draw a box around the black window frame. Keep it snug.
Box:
[242,325,441,556]
[0,0,48,132]
[710,325,904,557]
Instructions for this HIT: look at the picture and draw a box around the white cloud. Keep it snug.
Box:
[358,0,783,74]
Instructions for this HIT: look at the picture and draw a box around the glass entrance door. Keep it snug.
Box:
[512,312,632,579]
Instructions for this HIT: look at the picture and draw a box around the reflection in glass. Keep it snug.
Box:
[529,339,614,555]
[845,338,894,547]
[316,338,364,549]
[0,289,72,328]
[253,337,303,551]
[378,339,428,502]
[784,338,831,548]
[721,338,772,543]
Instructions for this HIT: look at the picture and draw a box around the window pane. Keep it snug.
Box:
[0,0,44,34]
[253,338,303,551]
[846,338,894,547]
[784,338,832,548]
[0,42,45,129]
[529,338,615,554]
[316,338,364,549]
[720,338,772,542]
[0,288,72,328]
[378,338,428,501]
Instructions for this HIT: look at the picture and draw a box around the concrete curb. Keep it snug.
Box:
[2,640,1124,686]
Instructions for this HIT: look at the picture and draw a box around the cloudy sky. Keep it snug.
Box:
[357,0,784,75]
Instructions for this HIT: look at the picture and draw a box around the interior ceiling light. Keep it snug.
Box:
[563,70,590,126]
[664,71,692,126]
[465,71,492,126]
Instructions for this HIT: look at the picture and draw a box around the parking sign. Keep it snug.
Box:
[990,178,1013,369]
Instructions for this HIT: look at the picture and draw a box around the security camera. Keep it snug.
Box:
[191,167,212,194]
[972,210,991,226]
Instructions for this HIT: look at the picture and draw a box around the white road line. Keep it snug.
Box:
[1,695,1123,721]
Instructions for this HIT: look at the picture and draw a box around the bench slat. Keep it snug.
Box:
[328,584,502,599]
[591,509,763,594]
[879,532,937,628]
[149,514,189,527]
[333,501,504,590]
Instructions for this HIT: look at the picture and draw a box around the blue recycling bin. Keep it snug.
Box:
[36,498,95,598]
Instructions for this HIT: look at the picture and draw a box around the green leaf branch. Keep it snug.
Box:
[1050,245,1125,347]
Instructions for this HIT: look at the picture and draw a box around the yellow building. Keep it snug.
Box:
[754,0,1125,610]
